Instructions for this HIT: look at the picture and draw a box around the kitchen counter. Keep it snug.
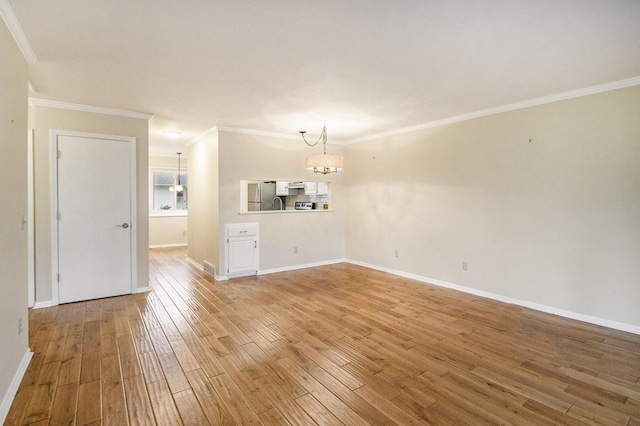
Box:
[239,208,333,215]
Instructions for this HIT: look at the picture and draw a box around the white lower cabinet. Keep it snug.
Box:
[225,222,259,278]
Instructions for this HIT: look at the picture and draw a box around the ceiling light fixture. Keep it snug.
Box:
[163,130,182,138]
[299,125,343,174]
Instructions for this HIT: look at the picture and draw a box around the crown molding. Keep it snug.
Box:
[216,125,348,145]
[0,0,37,65]
[28,79,37,94]
[148,151,189,159]
[185,125,219,147]
[346,76,640,144]
[29,98,153,120]
[217,126,300,141]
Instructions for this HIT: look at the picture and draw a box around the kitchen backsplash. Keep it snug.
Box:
[284,193,328,209]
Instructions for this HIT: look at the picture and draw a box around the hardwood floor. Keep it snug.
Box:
[6,246,640,425]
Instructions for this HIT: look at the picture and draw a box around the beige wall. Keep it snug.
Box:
[149,155,188,247]
[217,130,346,273]
[32,106,149,302]
[149,216,188,247]
[0,17,30,418]
[187,129,219,270]
[345,85,640,328]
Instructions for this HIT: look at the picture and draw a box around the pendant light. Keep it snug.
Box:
[299,126,343,174]
[175,152,184,193]
[169,152,184,193]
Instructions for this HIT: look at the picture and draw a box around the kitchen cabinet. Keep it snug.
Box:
[304,181,317,194]
[316,181,328,195]
[276,181,288,196]
[225,222,259,278]
[304,181,328,195]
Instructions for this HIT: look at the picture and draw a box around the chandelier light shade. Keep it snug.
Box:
[306,153,343,174]
[299,125,343,174]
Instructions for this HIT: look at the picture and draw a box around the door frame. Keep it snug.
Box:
[28,128,35,308]
[50,130,137,305]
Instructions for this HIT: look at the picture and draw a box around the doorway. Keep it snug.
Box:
[51,131,137,304]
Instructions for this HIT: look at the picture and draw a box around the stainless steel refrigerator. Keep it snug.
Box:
[248,182,278,211]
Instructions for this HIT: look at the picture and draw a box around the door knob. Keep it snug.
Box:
[117,223,129,228]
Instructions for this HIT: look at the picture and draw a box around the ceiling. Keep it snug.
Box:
[8,0,640,154]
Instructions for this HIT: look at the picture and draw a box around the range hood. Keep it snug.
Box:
[286,181,305,189]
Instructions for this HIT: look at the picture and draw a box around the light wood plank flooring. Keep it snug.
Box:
[6,246,640,425]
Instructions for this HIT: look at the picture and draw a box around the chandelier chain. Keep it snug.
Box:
[300,125,328,153]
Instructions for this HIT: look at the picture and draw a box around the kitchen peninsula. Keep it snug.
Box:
[239,180,332,213]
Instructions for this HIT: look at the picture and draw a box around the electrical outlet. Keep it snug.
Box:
[394,250,399,258]
[18,317,23,335]
[462,261,468,271]
[294,246,298,254]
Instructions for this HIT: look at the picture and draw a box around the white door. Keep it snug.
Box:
[56,133,135,304]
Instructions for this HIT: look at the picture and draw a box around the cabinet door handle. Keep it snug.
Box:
[239,230,247,233]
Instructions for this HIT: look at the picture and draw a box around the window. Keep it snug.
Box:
[152,171,187,214]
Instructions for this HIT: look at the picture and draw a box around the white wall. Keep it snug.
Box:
[217,130,346,274]
[32,106,150,303]
[149,155,188,247]
[345,85,640,329]
[0,17,30,421]
[187,129,219,270]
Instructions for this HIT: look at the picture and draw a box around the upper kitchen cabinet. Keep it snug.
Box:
[303,181,328,195]
[276,181,288,196]
[317,182,328,195]
[304,181,317,194]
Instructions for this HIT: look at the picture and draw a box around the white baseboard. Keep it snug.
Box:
[215,258,346,281]
[135,286,151,294]
[258,258,346,276]
[185,257,202,271]
[347,259,640,336]
[149,243,187,249]
[186,257,227,281]
[32,300,53,309]
[0,349,33,424]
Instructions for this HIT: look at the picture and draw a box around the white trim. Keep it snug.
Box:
[28,79,37,95]
[185,256,227,280]
[135,286,151,294]
[346,76,640,144]
[257,258,346,276]
[185,257,202,271]
[148,152,190,159]
[347,259,640,336]
[33,300,54,309]
[149,211,188,218]
[149,243,187,249]
[217,126,298,141]
[150,210,188,218]
[29,98,152,120]
[216,258,346,281]
[0,349,33,424]
[50,130,138,306]
[27,129,35,308]
[186,125,219,147]
[0,0,37,64]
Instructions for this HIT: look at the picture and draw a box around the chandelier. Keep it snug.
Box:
[299,126,343,174]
